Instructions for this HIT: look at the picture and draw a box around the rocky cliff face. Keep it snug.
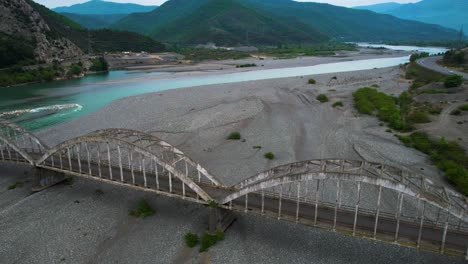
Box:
[0,0,83,64]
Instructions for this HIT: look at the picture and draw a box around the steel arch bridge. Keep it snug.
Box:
[0,118,467,258]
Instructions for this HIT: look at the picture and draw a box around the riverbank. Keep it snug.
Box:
[37,64,449,187]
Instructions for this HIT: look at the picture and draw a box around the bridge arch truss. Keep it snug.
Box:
[35,129,222,202]
[0,118,49,164]
[223,159,468,254]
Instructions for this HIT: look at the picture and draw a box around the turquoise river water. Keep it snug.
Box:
[0,45,447,131]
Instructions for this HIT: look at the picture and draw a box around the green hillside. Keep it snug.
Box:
[150,0,328,45]
[112,0,458,45]
[60,13,126,29]
[242,0,458,42]
[53,0,157,15]
[27,0,165,53]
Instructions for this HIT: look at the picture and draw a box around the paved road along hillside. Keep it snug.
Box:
[417,56,468,80]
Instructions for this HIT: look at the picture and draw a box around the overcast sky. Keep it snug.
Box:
[35,0,420,8]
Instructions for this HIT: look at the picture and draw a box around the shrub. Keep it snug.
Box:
[451,110,462,116]
[89,57,109,72]
[407,110,431,124]
[444,74,463,88]
[458,104,468,111]
[184,232,199,248]
[226,132,241,140]
[352,87,406,130]
[67,63,83,77]
[264,152,275,160]
[308,78,316,84]
[199,230,225,252]
[409,52,429,62]
[236,63,256,68]
[332,101,344,108]
[253,145,262,149]
[397,132,468,195]
[316,94,329,103]
[129,200,155,218]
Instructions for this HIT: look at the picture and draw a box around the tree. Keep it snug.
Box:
[444,74,463,88]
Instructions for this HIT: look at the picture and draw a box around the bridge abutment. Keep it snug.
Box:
[208,207,236,234]
[31,167,67,192]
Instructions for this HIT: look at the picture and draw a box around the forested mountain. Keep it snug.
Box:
[354,0,467,30]
[53,0,157,15]
[60,13,127,29]
[112,0,459,45]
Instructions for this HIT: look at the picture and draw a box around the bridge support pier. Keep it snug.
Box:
[208,207,236,234]
[31,167,67,192]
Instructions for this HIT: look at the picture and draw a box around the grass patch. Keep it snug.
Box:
[7,181,24,190]
[226,132,241,140]
[264,152,275,160]
[308,78,316,84]
[184,232,199,248]
[316,94,329,103]
[332,101,344,108]
[396,132,468,195]
[129,200,155,218]
[405,63,445,89]
[199,230,225,252]
[406,110,431,124]
[253,145,262,149]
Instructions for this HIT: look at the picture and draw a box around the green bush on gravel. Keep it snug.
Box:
[227,132,241,140]
[397,132,468,195]
[184,232,199,248]
[316,94,329,103]
[444,74,463,88]
[129,200,155,218]
[199,230,224,252]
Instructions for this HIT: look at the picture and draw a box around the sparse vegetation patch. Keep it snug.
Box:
[129,200,155,218]
[332,101,343,107]
[7,181,24,190]
[236,63,256,68]
[397,133,468,195]
[184,232,199,248]
[226,132,241,140]
[444,74,464,88]
[316,94,329,103]
[199,230,225,252]
[264,152,275,160]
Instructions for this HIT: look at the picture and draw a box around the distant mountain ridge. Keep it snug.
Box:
[53,0,158,15]
[354,0,467,30]
[60,13,127,29]
[111,0,459,45]
[354,2,403,13]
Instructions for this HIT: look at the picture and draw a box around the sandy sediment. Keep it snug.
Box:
[37,65,442,187]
